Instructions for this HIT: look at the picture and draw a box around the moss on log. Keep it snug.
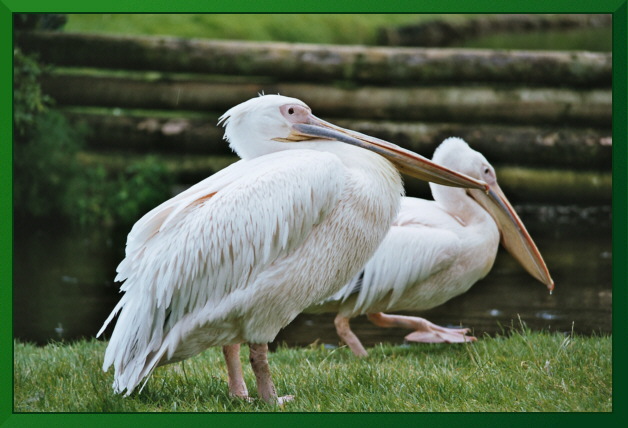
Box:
[45,73,611,126]
[387,166,611,204]
[66,111,611,170]
[492,166,611,205]
[17,31,611,87]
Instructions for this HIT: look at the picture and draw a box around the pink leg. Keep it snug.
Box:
[334,314,369,357]
[367,312,477,343]
[222,344,249,399]
[248,343,294,405]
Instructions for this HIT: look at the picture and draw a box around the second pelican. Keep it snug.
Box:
[310,137,554,357]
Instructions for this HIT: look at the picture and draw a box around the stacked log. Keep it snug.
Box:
[17,31,611,87]
[17,31,612,203]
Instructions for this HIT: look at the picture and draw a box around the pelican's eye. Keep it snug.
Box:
[288,108,295,115]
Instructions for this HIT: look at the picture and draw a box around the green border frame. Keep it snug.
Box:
[2,1,625,427]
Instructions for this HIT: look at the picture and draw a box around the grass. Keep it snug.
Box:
[62,14,611,51]
[14,328,611,412]
[64,14,444,45]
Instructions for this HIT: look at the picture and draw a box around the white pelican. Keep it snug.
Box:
[309,137,554,357]
[97,95,487,404]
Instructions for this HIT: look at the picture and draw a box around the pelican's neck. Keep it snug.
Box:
[430,183,492,227]
[319,140,404,219]
[431,182,500,281]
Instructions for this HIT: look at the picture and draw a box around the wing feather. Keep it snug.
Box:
[98,149,346,394]
[329,197,462,314]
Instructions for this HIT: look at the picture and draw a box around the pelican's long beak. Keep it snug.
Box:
[469,183,555,292]
[288,115,489,191]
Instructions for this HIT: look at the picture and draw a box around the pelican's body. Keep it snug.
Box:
[97,96,487,403]
[327,195,499,314]
[310,138,554,356]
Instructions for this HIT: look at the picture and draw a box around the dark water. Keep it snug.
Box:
[13,204,612,348]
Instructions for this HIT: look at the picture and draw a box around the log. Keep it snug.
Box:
[68,112,229,156]
[17,31,611,87]
[401,167,611,205]
[492,166,612,204]
[76,152,611,204]
[379,14,612,47]
[336,120,612,170]
[44,73,611,126]
[65,111,612,170]
[76,152,238,185]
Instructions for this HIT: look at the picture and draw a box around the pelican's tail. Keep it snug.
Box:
[98,290,167,396]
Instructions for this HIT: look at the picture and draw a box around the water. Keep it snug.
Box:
[13,204,612,348]
[13,223,125,345]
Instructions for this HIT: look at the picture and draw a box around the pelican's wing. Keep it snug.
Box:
[98,149,346,391]
[334,197,461,314]
[115,157,265,267]
[116,149,344,299]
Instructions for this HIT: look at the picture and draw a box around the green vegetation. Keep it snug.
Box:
[13,48,174,229]
[68,156,174,229]
[13,48,53,139]
[13,48,87,221]
[14,329,611,412]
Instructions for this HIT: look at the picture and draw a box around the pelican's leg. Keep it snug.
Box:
[248,343,294,405]
[222,344,249,399]
[334,314,369,357]
[367,312,477,343]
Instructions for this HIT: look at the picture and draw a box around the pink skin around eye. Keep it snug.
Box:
[279,104,312,124]
[485,168,497,185]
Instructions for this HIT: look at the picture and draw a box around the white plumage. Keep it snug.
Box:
[310,138,554,357]
[97,96,487,403]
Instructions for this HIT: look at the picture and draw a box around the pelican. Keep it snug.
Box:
[97,95,487,404]
[309,137,554,357]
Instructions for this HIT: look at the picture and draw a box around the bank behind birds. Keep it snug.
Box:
[97,95,487,404]
[310,138,554,357]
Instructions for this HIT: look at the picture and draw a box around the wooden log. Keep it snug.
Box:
[17,31,611,87]
[66,111,611,170]
[76,151,238,185]
[333,119,612,170]
[379,14,612,47]
[68,112,229,156]
[375,166,611,205]
[491,166,612,205]
[44,73,611,126]
[76,151,611,204]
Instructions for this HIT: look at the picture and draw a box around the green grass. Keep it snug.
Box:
[64,14,444,45]
[62,14,611,51]
[464,27,612,52]
[14,329,611,412]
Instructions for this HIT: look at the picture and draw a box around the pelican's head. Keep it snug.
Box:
[433,137,554,292]
[219,95,489,191]
[219,94,309,159]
